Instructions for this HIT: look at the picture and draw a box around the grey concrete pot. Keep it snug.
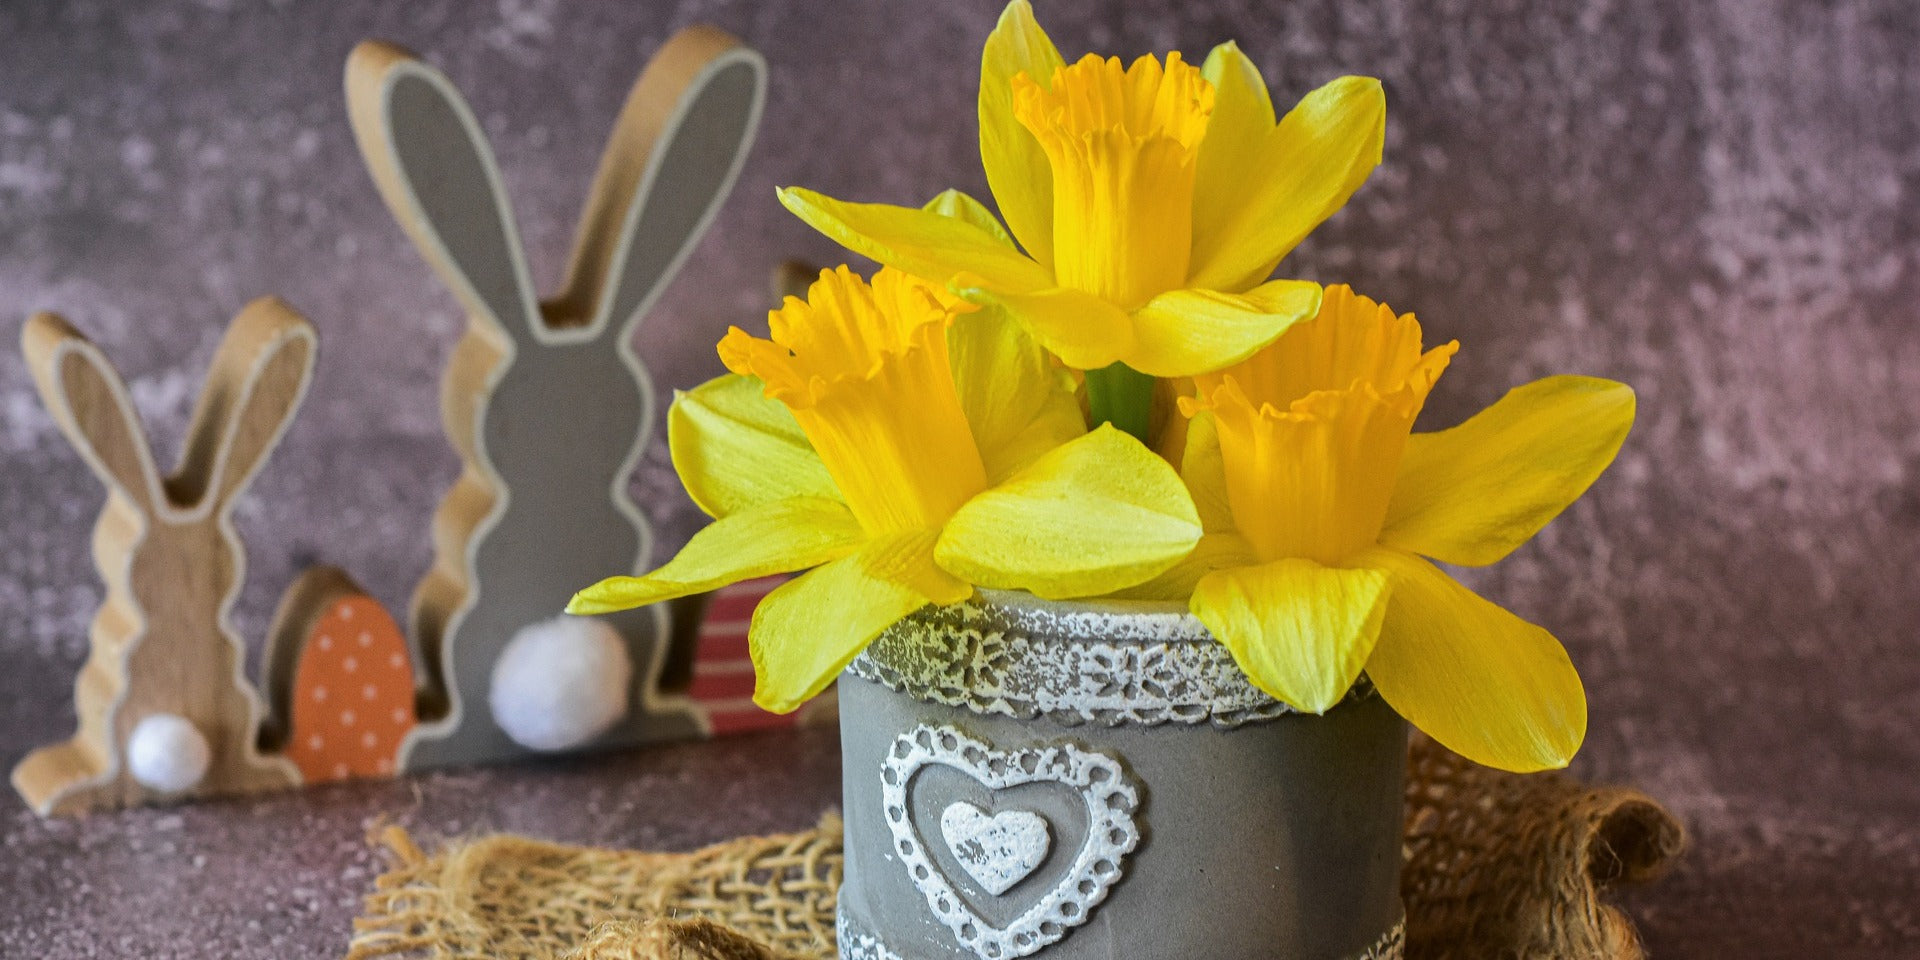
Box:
[836,590,1407,960]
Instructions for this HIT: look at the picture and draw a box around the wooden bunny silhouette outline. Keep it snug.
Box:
[346,28,767,768]
[11,298,311,814]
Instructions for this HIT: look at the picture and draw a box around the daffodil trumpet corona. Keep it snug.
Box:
[569,265,1202,713]
[776,0,1384,443]
[1136,285,1635,772]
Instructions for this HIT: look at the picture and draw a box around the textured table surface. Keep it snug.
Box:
[2,0,1917,957]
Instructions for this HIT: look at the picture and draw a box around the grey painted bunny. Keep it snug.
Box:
[345,28,767,769]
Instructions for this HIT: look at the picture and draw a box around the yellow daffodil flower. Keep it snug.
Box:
[775,0,1385,439]
[569,265,1202,712]
[1147,285,1635,772]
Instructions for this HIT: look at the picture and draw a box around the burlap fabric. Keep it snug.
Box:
[344,737,1683,960]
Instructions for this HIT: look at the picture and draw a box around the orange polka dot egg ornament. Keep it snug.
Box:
[285,592,415,782]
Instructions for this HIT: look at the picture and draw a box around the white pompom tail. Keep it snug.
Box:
[489,615,634,752]
[127,713,213,793]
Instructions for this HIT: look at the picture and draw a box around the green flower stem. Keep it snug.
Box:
[1084,362,1156,445]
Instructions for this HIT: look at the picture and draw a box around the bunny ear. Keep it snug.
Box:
[175,296,317,510]
[346,40,541,345]
[22,313,165,512]
[549,26,767,339]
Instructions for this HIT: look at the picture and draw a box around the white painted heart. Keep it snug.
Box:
[880,724,1142,960]
[940,802,1050,896]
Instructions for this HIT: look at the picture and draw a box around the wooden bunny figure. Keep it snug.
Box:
[346,27,767,769]
[11,298,311,814]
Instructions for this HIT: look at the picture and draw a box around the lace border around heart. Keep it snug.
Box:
[880,724,1141,960]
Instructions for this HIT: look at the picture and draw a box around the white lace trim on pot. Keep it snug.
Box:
[846,594,1372,728]
[836,905,1408,960]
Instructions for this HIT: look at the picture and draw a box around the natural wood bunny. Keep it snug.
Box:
[11,298,312,814]
[346,28,767,768]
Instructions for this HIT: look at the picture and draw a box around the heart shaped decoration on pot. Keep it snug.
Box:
[940,802,1051,896]
[880,724,1142,960]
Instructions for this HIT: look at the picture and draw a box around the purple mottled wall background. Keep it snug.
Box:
[1,0,1916,953]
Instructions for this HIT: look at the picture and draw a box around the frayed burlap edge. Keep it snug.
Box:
[345,814,841,960]
[1401,740,1684,960]
[560,918,812,960]
[344,738,1683,960]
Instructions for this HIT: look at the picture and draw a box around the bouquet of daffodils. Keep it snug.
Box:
[572,1,1633,774]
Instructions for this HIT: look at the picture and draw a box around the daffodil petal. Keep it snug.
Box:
[1192,559,1391,713]
[979,0,1064,268]
[1360,548,1587,773]
[1107,531,1258,601]
[1382,376,1635,566]
[936,424,1202,599]
[955,283,1135,372]
[1188,76,1386,292]
[779,187,1052,294]
[858,527,974,606]
[1179,409,1236,533]
[924,189,1017,249]
[949,308,1084,483]
[748,535,942,712]
[568,497,862,615]
[1193,42,1276,253]
[1127,279,1323,378]
[668,373,839,518]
